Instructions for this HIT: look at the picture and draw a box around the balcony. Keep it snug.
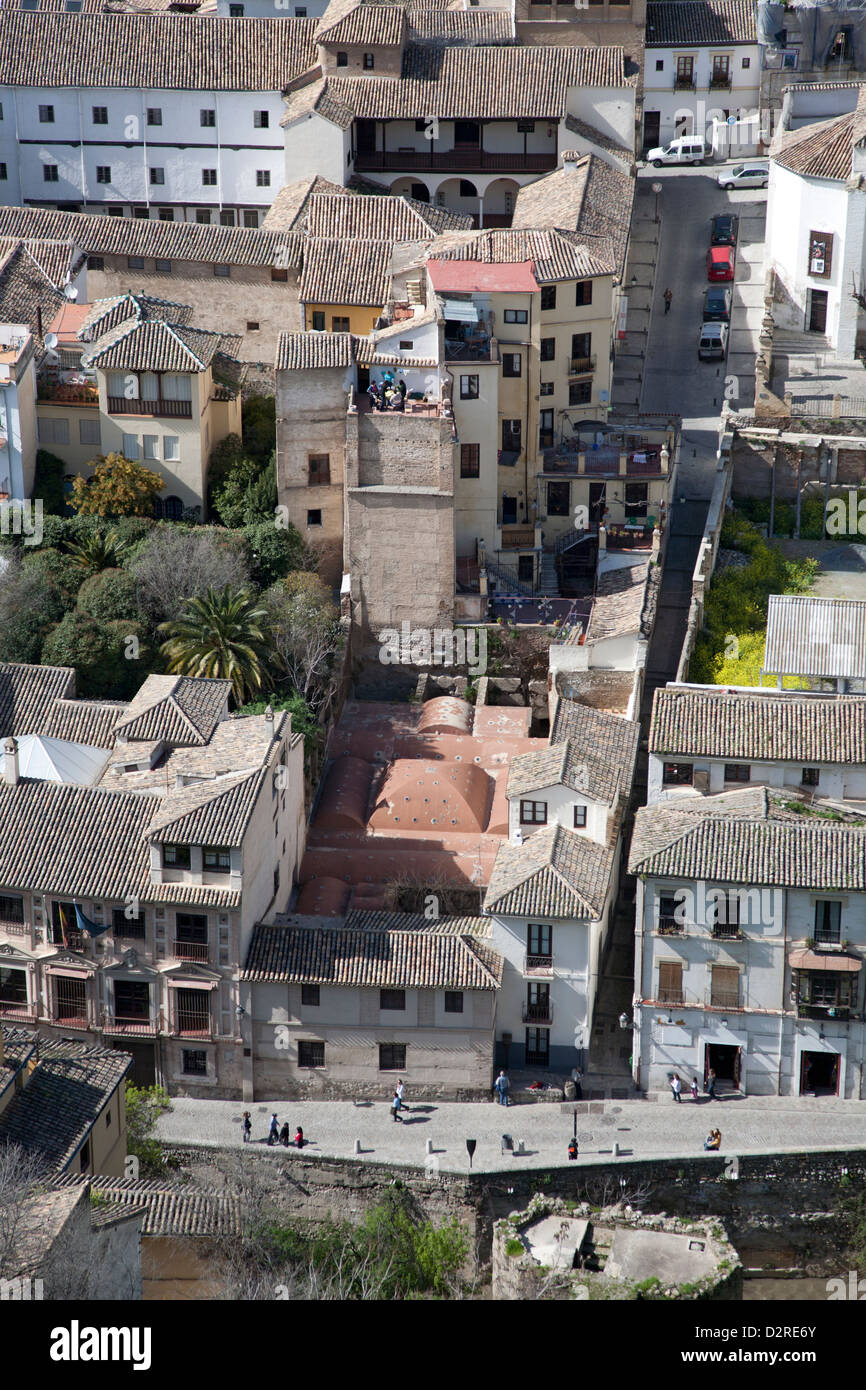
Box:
[107,396,192,418]
[797,1003,852,1022]
[709,75,732,90]
[523,953,554,977]
[354,149,558,175]
[605,523,655,551]
[569,355,597,376]
[173,939,208,962]
[103,1014,159,1037]
[175,1017,213,1039]
[658,917,685,936]
[522,1000,554,1023]
[37,379,99,406]
[52,1013,90,1030]
[500,524,535,550]
[707,990,741,1010]
[711,925,744,941]
[673,76,696,90]
[50,929,85,952]
[0,1003,36,1023]
[0,917,27,936]
[658,988,684,1005]
[446,333,496,364]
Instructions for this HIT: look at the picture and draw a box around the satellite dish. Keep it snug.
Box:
[44,333,58,350]
[64,285,79,301]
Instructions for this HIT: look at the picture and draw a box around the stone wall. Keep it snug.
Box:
[276,364,348,587]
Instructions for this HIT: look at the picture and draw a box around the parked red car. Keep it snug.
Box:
[707,246,735,282]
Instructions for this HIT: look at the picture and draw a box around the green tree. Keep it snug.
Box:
[158,584,274,705]
[77,568,144,625]
[207,431,245,499]
[41,610,148,697]
[212,454,277,529]
[71,453,164,518]
[241,394,276,465]
[23,548,83,610]
[0,553,67,663]
[238,692,319,751]
[33,448,68,517]
[241,520,316,588]
[65,528,136,573]
[126,1083,172,1179]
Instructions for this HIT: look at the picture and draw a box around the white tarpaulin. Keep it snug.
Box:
[442,300,479,323]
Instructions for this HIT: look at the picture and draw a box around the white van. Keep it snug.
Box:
[647,137,707,167]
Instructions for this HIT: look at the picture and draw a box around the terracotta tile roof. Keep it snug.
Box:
[426,226,613,281]
[304,191,470,239]
[82,316,240,372]
[78,291,193,341]
[407,8,516,44]
[0,204,302,271]
[645,0,756,47]
[316,0,406,46]
[145,766,267,847]
[587,560,656,643]
[115,675,230,745]
[511,154,635,281]
[44,698,128,749]
[0,236,83,290]
[649,687,866,764]
[550,697,640,803]
[261,176,350,232]
[0,243,67,345]
[299,237,392,306]
[0,12,319,87]
[628,786,866,885]
[484,822,614,918]
[0,662,76,737]
[275,329,355,370]
[772,89,866,184]
[563,114,632,161]
[281,77,357,131]
[242,921,503,988]
[0,1028,132,1172]
[317,43,627,122]
[57,1177,243,1236]
[345,907,492,935]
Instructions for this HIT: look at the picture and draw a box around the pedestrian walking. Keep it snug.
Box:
[663,287,673,315]
[571,1066,583,1100]
[241,1111,252,1143]
[267,1113,279,1145]
[690,1076,699,1102]
[396,1078,406,1111]
[494,1070,510,1106]
[279,1122,290,1147]
[294,1127,305,1149]
[391,1090,402,1122]
[706,1068,716,1099]
[670,1074,682,1103]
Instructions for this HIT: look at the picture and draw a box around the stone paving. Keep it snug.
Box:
[156,1093,866,1174]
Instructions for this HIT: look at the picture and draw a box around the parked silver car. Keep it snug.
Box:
[717,162,769,191]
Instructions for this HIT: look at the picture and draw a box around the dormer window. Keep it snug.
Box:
[203,847,231,874]
[163,843,191,870]
[573,805,587,828]
[520,800,547,825]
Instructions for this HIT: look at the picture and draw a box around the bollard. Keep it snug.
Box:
[425,1138,434,1155]
[353,1138,361,1156]
[613,1142,620,1157]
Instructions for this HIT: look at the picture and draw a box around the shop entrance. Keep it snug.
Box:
[800,1050,839,1096]
[704,1043,741,1091]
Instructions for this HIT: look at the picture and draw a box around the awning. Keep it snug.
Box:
[442,299,478,323]
[788,949,861,972]
[165,977,220,989]
[45,965,92,978]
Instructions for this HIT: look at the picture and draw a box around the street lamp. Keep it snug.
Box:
[651,180,662,224]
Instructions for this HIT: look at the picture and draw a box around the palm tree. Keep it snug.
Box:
[158,585,274,705]
[65,528,134,573]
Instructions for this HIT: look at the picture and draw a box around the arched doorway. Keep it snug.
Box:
[390,177,430,204]
[482,179,519,228]
[435,178,481,226]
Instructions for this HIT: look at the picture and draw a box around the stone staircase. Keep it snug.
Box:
[537,552,559,597]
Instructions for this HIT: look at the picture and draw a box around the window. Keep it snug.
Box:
[0,966,26,1005]
[307,509,322,526]
[658,895,681,934]
[379,1043,406,1070]
[540,382,554,397]
[444,991,464,1013]
[569,381,592,406]
[150,168,165,186]
[214,264,230,277]
[547,480,569,516]
[663,762,693,785]
[114,980,150,1020]
[163,844,191,869]
[112,908,145,939]
[147,108,162,126]
[329,316,349,333]
[194,210,211,227]
[203,847,231,873]
[802,767,820,787]
[79,417,101,447]
[221,210,236,226]
[710,965,739,1009]
[156,258,171,272]
[742,55,751,68]
[539,409,554,448]
[202,169,217,185]
[80,1140,91,1174]
[527,923,552,962]
[37,417,69,445]
[133,208,149,219]
[253,110,269,128]
[399,340,414,350]
[540,337,555,361]
[502,353,521,378]
[711,55,731,85]
[525,1028,549,1066]
[460,374,479,399]
[39,105,55,123]
[95,166,111,183]
[88,255,105,271]
[301,984,320,1007]
[540,285,556,311]
[92,106,108,124]
[128,256,145,271]
[182,1050,207,1075]
[460,443,480,478]
[459,179,476,198]
[229,1,244,11]
[0,895,24,925]
[814,900,842,944]
[724,763,750,782]
[336,51,348,66]
[655,59,664,71]
[142,435,158,460]
[0,165,5,180]
[808,230,833,278]
[380,989,406,1011]
[121,432,140,459]
[298,1040,325,1067]
[676,55,695,86]
[43,165,59,183]
[363,53,375,69]
[163,436,179,462]
[658,960,683,1004]
[503,308,528,324]
[296,6,307,13]
[573,805,587,828]
[256,170,271,187]
[520,800,547,825]
[575,281,593,306]
[200,108,216,127]
[311,311,325,331]
[308,454,330,484]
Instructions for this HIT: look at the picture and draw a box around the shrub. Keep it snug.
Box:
[131,526,249,623]
[77,568,144,625]
[41,611,149,697]
[241,520,315,588]
[212,453,277,529]
[71,453,164,517]
[23,548,82,610]
[126,1083,173,1179]
[33,449,68,517]
[0,553,67,663]
[242,394,276,465]
[505,1238,524,1258]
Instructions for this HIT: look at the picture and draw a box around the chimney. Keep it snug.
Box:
[4,737,19,785]
[265,705,274,727]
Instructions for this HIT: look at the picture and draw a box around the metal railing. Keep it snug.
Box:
[485,558,535,596]
[354,150,557,174]
[172,938,208,962]
[103,1015,159,1037]
[709,75,732,89]
[707,989,740,1010]
[0,1003,36,1022]
[522,1000,554,1023]
[673,76,696,90]
[569,355,596,375]
[658,988,684,1005]
[107,396,192,418]
[523,953,554,975]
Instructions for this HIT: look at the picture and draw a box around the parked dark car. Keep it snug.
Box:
[703,286,732,322]
[710,213,738,246]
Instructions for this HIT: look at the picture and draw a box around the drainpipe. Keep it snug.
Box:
[769,444,776,538]
[776,887,788,1096]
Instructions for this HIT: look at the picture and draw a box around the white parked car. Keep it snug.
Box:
[647,137,707,167]
[717,162,769,190]
[698,321,729,361]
